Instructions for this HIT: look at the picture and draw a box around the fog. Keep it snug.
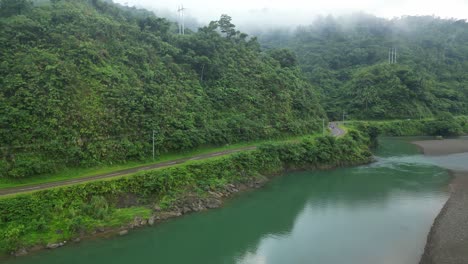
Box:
[113,0,468,29]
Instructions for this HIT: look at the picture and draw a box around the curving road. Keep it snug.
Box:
[329,122,346,137]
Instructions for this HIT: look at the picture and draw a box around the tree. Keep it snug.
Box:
[218,14,236,38]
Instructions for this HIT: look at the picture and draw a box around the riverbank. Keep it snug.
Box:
[0,132,373,258]
[414,139,468,264]
[413,138,468,156]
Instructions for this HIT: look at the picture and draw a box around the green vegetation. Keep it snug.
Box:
[0,134,318,189]
[350,115,468,137]
[0,132,371,254]
[0,0,325,178]
[258,15,468,120]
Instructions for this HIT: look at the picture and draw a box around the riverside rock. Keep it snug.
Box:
[13,248,28,256]
[46,243,60,249]
[148,216,156,225]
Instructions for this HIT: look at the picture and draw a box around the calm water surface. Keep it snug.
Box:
[6,138,458,264]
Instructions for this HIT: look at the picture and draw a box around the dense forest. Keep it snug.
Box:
[0,0,325,178]
[257,14,468,119]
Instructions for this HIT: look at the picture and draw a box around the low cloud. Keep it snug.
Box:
[113,0,468,29]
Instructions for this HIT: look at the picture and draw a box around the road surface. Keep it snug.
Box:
[0,146,257,197]
[329,122,346,137]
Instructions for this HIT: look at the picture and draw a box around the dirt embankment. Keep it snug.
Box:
[414,139,468,264]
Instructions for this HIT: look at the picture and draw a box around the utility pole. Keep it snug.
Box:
[394,48,397,63]
[322,119,325,135]
[152,130,155,160]
[389,47,397,64]
[388,48,391,64]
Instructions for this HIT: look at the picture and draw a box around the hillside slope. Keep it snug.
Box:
[0,0,325,178]
[258,14,468,119]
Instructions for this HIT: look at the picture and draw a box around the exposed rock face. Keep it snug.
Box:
[119,230,128,236]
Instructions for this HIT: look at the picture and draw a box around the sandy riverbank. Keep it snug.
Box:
[414,139,468,264]
[413,139,468,156]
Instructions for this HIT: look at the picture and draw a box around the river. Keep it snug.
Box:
[4,138,457,264]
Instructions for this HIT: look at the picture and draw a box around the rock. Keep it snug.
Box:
[119,230,128,236]
[158,211,181,220]
[97,227,105,233]
[13,248,28,257]
[154,205,162,211]
[206,198,222,209]
[208,191,222,199]
[73,238,81,243]
[46,243,60,249]
[148,215,156,225]
[182,207,192,214]
[140,220,148,226]
[133,216,143,227]
[58,242,64,247]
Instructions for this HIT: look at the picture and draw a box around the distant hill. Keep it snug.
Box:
[257,14,468,119]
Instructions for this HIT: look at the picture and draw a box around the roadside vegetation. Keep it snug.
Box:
[349,114,468,137]
[0,134,320,190]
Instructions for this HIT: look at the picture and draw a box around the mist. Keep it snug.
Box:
[113,0,468,30]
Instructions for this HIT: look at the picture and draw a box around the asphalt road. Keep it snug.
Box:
[329,122,345,137]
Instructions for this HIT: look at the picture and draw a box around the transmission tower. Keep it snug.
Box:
[177,5,187,35]
[388,47,397,64]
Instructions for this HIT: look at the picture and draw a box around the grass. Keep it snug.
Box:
[13,206,153,250]
[0,133,319,190]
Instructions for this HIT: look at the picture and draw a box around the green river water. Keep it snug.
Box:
[6,137,466,264]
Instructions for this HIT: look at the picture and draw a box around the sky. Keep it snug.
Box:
[113,0,468,28]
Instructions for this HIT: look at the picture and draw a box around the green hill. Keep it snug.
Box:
[0,0,325,178]
[258,14,468,119]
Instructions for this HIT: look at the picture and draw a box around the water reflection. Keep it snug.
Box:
[235,160,449,264]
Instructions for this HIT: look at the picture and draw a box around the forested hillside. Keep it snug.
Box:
[257,14,468,119]
[0,0,325,178]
